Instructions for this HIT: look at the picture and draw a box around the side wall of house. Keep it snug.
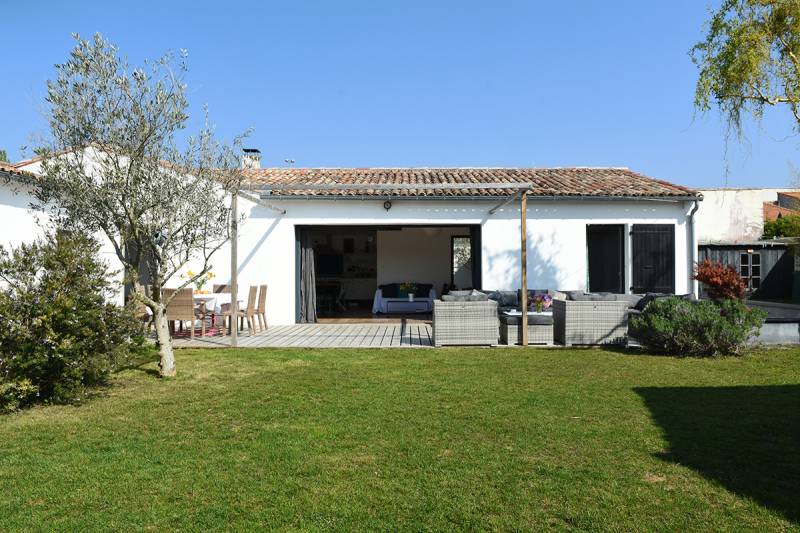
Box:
[201,197,693,326]
[0,179,125,304]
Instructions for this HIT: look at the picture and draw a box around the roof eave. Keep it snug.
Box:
[258,193,701,202]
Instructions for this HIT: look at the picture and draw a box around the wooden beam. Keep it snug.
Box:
[520,191,528,346]
[238,190,287,214]
[488,191,523,215]
[230,191,239,347]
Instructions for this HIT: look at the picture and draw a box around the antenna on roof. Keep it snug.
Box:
[284,158,296,167]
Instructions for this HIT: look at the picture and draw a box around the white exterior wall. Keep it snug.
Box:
[0,177,125,304]
[695,188,795,244]
[0,183,46,251]
[202,197,694,326]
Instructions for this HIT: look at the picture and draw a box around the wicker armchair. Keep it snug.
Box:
[432,300,499,347]
[552,299,629,346]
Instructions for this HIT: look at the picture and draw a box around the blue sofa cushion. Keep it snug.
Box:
[380,283,399,298]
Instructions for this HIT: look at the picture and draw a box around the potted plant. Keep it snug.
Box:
[530,293,553,313]
[399,281,416,302]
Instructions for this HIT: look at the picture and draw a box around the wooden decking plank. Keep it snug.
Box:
[285,324,316,347]
[342,324,364,347]
[267,325,299,346]
[422,324,433,346]
[378,325,392,347]
[170,322,437,350]
[361,325,380,347]
[308,326,331,348]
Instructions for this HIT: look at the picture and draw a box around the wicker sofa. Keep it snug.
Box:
[486,289,643,346]
[432,299,499,347]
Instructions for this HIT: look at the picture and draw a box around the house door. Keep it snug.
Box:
[631,224,675,293]
[586,225,625,293]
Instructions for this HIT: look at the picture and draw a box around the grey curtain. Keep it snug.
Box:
[470,225,482,290]
[299,232,317,323]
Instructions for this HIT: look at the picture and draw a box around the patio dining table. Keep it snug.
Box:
[193,293,244,326]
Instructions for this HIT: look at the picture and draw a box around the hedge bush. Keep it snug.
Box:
[0,379,38,413]
[0,231,151,408]
[629,297,767,357]
[763,214,800,238]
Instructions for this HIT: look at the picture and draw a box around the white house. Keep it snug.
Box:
[3,155,702,326]
[0,159,126,304]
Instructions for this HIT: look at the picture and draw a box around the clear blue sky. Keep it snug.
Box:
[4,1,799,188]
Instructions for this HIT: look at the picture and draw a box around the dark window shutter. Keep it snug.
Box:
[631,224,675,294]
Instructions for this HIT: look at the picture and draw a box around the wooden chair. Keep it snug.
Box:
[163,288,204,339]
[213,283,232,316]
[257,284,268,331]
[223,285,258,335]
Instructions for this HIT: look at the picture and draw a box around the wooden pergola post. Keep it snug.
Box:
[520,191,528,346]
[230,191,239,347]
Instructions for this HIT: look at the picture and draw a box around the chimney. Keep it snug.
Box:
[242,148,261,169]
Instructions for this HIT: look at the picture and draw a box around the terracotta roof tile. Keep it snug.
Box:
[241,167,698,198]
[0,161,34,179]
[764,202,800,220]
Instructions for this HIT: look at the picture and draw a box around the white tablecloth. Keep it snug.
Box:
[501,310,553,317]
[193,293,242,314]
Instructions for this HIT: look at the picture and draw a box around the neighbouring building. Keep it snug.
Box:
[695,187,800,301]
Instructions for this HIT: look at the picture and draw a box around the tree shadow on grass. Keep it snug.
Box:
[116,351,161,377]
[635,385,800,524]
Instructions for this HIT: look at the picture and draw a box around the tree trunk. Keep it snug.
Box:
[152,303,176,377]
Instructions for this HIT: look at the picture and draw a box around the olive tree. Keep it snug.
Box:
[33,33,247,376]
[692,0,800,135]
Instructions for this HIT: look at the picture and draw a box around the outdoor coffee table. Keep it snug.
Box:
[499,310,554,345]
[384,298,432,314]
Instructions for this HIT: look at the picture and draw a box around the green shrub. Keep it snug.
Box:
[0,379,38,413]
[763,215,800,238]
[0,231,151,406]
[629,297,767,357]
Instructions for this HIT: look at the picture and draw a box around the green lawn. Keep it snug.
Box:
[1,347,798,531]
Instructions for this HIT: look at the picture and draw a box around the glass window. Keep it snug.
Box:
[740,253,750,265]
[741,265,749,277]
[451,236,472,289]
[751,253,761,265]
[752,265,761,277]
[752,277,761,289]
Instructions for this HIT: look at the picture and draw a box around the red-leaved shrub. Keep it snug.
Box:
[693,259,746,300]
